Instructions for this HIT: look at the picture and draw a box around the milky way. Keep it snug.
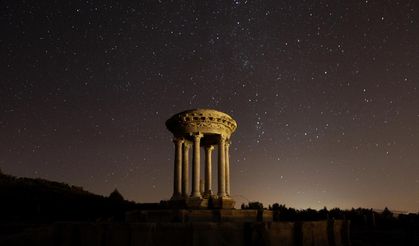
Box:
[1,1,418,212]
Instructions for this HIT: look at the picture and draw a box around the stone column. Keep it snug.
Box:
[172,138,183,199]
[218,135,226,197]
[225,140,231,197]
[181,142,191,198]
[191,133,203,198]
[200,179,204,194]
[204,145,214,196]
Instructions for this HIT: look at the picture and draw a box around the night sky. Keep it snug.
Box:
[1,1,418,212]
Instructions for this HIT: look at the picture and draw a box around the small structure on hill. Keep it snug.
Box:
[166,109,237,208]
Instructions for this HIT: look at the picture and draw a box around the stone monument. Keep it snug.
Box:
[166,108,237,208]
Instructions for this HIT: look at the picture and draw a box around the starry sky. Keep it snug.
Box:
[1,1,418,212]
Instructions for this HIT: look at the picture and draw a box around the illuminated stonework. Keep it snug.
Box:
[166,109,237,208]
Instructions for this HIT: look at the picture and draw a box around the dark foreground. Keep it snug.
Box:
[2,219,419,246]
[1,172,418,245]
[1,220,349,246]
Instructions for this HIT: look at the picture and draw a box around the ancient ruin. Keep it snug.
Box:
[0,108,352,245]
[166,108,237,208]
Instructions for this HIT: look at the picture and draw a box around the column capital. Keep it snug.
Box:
[191,132,204,139]
[205,145,215,152]
[219,134,227,142]
[183,141,191,149]
[173,137,184,144]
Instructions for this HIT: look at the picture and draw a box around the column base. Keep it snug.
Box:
[212,196,235,209]
[166,196,235,209]
[190,192,202,198]
[202,190,213,199]
[186,197,208,209]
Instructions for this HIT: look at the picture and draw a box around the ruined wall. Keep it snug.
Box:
[0,220,350,246]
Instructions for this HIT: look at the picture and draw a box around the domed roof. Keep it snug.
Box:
[166,108,237,137]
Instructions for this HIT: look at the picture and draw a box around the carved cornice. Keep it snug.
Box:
[166,109,237,137]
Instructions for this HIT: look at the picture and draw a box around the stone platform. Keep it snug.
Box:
[0,220,351,246]
[169,196,236,209]
[125,209,273,223]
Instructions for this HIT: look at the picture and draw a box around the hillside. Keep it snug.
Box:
[0,171,139,223]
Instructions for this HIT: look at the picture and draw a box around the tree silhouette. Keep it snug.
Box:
[109,188,124,201]
[382,207,393,218]
[241,202,264,210]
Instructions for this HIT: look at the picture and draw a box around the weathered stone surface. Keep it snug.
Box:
[261,210,274,222]
[212,197,235,209]
[166,109,237,137]
[126,209,272,223]
[187,210,215,222]
[265,222,295,246]
[166,109,237,209]
[301,221,329,246]
[218,209,258,222]
[0,220,351,246]
[186,197,209,209]
[332,219,350,246]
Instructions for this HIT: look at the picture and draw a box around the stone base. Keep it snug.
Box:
[186,197,208,209]
[125,209,273,223]
[212,197,235,209]
[167,196,235,209]
[2,220,351,246]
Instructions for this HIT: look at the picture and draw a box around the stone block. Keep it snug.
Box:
[261,210,273,222]
[0,220,350,246]
[212,197,235,209]
[187,210,215,222]
[219,209,258,222]
[218,222,245,246]
[266,222,295,246]
[301,221,329,246]
[186,197,209,209]
[190,222,220,246]
[332,220,350,246]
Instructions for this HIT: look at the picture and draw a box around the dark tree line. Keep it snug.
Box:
[241,201,419,244]
[240,202,419,229]
[0,172,161,224]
